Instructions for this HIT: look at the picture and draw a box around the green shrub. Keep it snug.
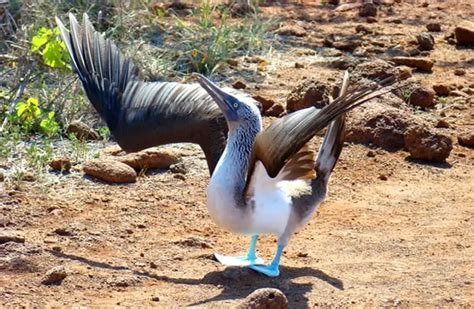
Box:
[31,26,70,70]
[11,97,60,137]
[172,1,275,75]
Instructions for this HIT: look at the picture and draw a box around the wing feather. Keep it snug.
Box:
[246,74,397,188]
[56,13,228,174]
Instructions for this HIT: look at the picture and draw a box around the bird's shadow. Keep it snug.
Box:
[49,250,343,307]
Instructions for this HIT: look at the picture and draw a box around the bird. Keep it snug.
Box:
[56,13,258,175]
[195,71,395,277]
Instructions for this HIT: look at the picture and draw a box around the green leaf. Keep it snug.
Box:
[31,27,52,52]
[16,101,27,116]
[42,40,68,68]
[27,97,39,106]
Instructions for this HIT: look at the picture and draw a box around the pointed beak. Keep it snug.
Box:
[194,73,239,121]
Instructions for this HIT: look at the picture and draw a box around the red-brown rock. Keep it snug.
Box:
[409,87,436,108]
[391,57,434,72]
[49,157,72,172]
[346,103,417,151]
[458,132,474,148]
[433,84,450,96]
[404,126,453,162]
[83,159,137,183]
[237,288,288,309]
[287,79,336,112]
[264,103,285,117]
[454,21,474,46]
[117,149,181,170]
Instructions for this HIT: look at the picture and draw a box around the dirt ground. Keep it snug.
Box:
[1,1,474,307]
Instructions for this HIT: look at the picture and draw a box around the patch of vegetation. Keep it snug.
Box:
[0,0,276,184]
[31,26,70,70]
[171,1,276,75]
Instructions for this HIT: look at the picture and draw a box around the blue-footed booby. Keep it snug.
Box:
[196,72,395,277]
[56,13,260,174]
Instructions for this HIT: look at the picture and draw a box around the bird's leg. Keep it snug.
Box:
[249,244,284,277]
[214,235,264,266]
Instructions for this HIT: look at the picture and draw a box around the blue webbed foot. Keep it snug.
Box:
[249,244,284,277]
[214,253,264,266]
[249,263,280,277]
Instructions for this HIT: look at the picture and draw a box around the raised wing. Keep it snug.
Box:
[56,13,227,174]
[246,75,396,185]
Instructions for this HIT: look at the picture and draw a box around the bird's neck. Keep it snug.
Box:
[209,125,260,204]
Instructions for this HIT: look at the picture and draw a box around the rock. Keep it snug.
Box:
[359,2,377,17]
[66,120,100,140]
[404,126,453,162]
[232,80,247,90]
[287,79,336,112]
[173,236,212,249]
[366,16,377,23]
[352,59,395,81]
[346,103,417,151]
[433,84,450,96]
[230,1,255,17]
[21,172,35,182]
[379,174,388,181]
[367,150,376,157]
[393,66,413,80]
[407,48,421,57]
[416,33,435,51]
[41,266,68,285]
[227,59,239,67]
[449,90,468,97]
[454,21,474,46]
[264,103,285,117]
[82,159,137,183]
[54,227,74,236]
[388,18,402,24]
[426,23,441,32]
[2,256,39,272]
[151,296,160,302]
[294,62,304,69]
[324,34,362,52]
[391,57,434,72]
[169,162,187,174]
[409,87,436,108]
[117,148,181,170]
[237,288,288,309]
[454,68,466,76]
[435,119,450,128]
[355,24,372,34]
[173,174,186,181]
[277,25,307,37]
[0,231,25,244]
[326,56,360,70]
[49,157,71,172]
[253,95,275,112]
[458,132,474,148]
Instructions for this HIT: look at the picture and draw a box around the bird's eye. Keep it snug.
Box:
[233,102,239,109]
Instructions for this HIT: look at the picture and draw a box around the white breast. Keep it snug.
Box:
[246,162,292,236]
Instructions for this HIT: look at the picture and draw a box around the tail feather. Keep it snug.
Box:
[315,71,350,182]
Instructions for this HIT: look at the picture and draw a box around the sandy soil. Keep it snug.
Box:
[1,1,474,307]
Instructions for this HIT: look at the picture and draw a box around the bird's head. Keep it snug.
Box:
[195,74,261,132]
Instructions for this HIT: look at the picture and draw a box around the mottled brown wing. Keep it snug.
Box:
[277,144,316,181]
[246,75,396,187]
